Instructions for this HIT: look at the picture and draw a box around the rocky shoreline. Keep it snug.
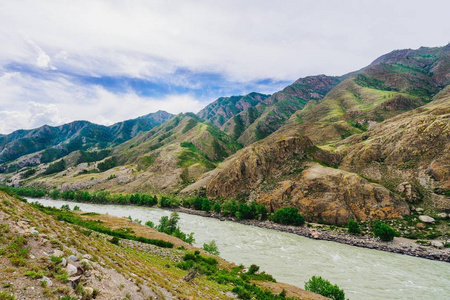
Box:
[171,206,450,263]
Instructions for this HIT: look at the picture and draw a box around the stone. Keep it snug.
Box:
[436,213,448,219]
[68,255,78,262]
[416,208,424,213]
[84,287,94,296]
[52,249,64,257]
[396,182,421,203]
[431,241,444,249]
[66,264,78,276]
[60,257,67,267]
[416,223,427,229]
[39,276,52,287]
[68,275,81,288]
[419,216,435,223]
[82,254,92,260]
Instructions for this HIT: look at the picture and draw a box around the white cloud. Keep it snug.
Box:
[0,0,448,81]
[0,71,203,133]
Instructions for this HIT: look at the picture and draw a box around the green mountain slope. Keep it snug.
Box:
[223,75,341,145]
[0,110,173,165]
[197,92,270,128]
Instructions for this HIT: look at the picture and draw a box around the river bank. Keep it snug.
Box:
[26,196,450,263]
[169,206,450,263]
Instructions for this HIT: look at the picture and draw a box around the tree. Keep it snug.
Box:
[304,276,345,300]
[203,240,220,255]
[212,202,221,214]
[156,212,195,245]
[348,219,360,234]
[272,207,305,226]
[373,221,396,241]
[202,198,211,212]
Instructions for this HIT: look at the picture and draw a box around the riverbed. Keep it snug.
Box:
[29,198,450,300]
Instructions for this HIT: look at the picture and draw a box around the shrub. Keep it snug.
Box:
[348,219,360,234]
[145,220,155,228]
[373,221,396,242]
[203,240,220,255]
[202,198,211,212]
[304,276,345,300]
[193,196,204,210]
[272,207,305,226]
[248,264,260,275]
[212,202,221,214]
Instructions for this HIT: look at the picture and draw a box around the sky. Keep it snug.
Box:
[0,0,449,134]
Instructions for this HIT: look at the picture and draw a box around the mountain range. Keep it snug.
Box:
[1,44,449,224]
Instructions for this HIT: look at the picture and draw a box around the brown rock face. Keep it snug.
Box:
[206,135,319,199]
[204,134,408,224]
[258,164,410,224]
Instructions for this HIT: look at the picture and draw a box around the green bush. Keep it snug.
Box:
[202,198,211,212]
[304,276,345,300]
[213,202,221,214]
[373,221,396,242]
[348,219,360,234]
[272,207,305,226]
[203,240,220,255]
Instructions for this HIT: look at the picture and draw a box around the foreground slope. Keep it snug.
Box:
[0,191,324,299]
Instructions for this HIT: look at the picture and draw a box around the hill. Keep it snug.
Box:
[0,110,173,165]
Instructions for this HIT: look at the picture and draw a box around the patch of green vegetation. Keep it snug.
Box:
[97,156,117,172]
[77,149,111,165]
[44,159,66,175]
[20,168,37,179]
[373,221,396,242]
[182,118,198,133]
[271,207,305,226]
[156,212,194,245]
[177,147,216,170]
[354,74,393,91]
[305,276,345,300]
[0,236,30,266]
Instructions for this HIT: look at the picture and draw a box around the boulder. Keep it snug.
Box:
[431,240,444,249]
[436,213,448,219]
[66,264,78,276]
[419,216,435,223]
[39,276,52,287]
[60,257,67,267]
[52,249,64,257]
[396,182,421,203]
[416,223,427,229]
[68,255,78,263]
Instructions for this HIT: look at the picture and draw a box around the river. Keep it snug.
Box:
[28,198,450,300]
